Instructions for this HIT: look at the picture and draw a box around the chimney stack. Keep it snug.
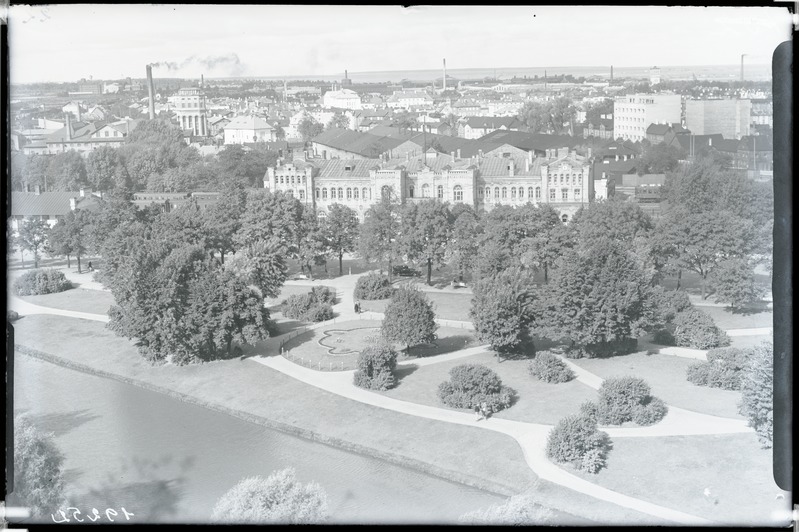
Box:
[525,158,530,172]
[76,105,82,122]
[456,148,461,159]
[443,58,447,93]
[69,197,76,210]
[146,64,156,119]
[201,74,204,88]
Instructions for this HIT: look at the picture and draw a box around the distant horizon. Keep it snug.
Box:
[12,63,774,86]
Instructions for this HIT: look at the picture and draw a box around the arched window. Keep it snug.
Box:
[299,189,305,200]
[363,187,370,200]
[409,185,414,198]
[315,188,320,199]
[286,189,294,198]
[501,187,507,199]
[511,187,517,199]
[322,188,328,200]
[291,176,295,185]
[518,187,524,199]
[338,188,344,200]
[353,188,359,200]
[279,176,284,184]
[565,174,570,185]
[529,187,535,199]
[494,187,500,199]
[382,185,392,200]
[346,188,352,200]
[422,183,430,197]
[549,188,556,200]
[561,214,569,223]
[302,175,306,184]
[317,210,327,220]
[561,189,568,201]
[437,185,443,199]
[478,188,484,199]
[574,188,581,198]
[453,185,463,202]
[485,186,491,200]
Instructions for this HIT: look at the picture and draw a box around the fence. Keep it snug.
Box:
[281,348,350,371]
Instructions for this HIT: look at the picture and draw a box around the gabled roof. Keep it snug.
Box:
[317,158,378,178]
[646,123,671,136]
[383,152,474,173]
[479,130,581,151]
[478,155,541,177]
[463,116,522,129]
[10,191,100,217]
[311,128,406,157]
[225,115,274,131]
[672,133,724,152]
[738,135,772,152]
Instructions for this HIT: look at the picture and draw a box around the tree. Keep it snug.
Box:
[584,98,614,125]
[17,218,50,268]
[48,150,88,191]
[86,146,131,191]
[23,154,52,191]
[358,198,402,282]
[298,116,324,142]
[738,342,773,447]
[400,200,452,285]
[447,206,482,280]
[517,101,548,133]
[570,199,653,249]
[636,142,683,175]
[322,203,359,275]
[536,239,652,352]
[517,98,575,135]
[381,287,438,352]
[470,267,537,356]
[12,415,67,518]
[294,208,327,280]
[327,113,349,130]
[47,219,74,268]
[211,468,329,524]
[204,186,248,263]
[235,190,304,255]
[391,110,418,132]
[709,258,767,310]
[353,342,399,390]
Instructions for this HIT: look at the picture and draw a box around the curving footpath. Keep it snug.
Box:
[9,269,765,525]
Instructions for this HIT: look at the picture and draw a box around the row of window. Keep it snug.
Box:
[546,174,583,185]
[408,184,444,199]
[278,175,307,185]
[315,187,373,201]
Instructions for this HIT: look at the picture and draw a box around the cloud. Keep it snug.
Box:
[150,54,247,78]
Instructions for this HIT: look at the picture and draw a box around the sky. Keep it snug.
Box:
[7,4,793,83]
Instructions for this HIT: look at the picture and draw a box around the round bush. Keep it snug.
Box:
[630,397,668,426]
[8,310,20,322]
[437,364,514,413]
[310,285,336,305]
[283,293,315,320]
[579,400,599,423]
[353,272,393,300]
[353,343,398,391]
[306,304,334,323]
[673,307,730,349]
[685,362,710,386]
[528,351,575,383]
[648,286,692,325]
[13,269,72,296]
[687,347,750,390]
[546,414,611,474]
[652,328,676,346]
[596,376,652,425]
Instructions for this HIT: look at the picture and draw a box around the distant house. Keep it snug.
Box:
[208,115,231,137]
[9,189,103,232]
[44,116,141,155]
[458,117,524,140]
[596,141,637,164]
[223,115,276,145]
[322,88,362,110]
[584,118,614,140]
[310,128,407,160]
[386,90,434,110]
[646,123,689,145]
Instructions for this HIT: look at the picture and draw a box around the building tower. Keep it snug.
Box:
[174,86,208,137]
[649,66,661,85]
[610,65,614,82]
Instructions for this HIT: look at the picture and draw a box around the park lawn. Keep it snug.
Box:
[729,334,773,350]
[698,305,773,330]
[358,291,473,322]
[18,288,116,315]
[11,315,537,498]
[359,298,389,314]
[568,352,744,419]
[381,351,598,425]
[659,269,771,298]
[563,433,790,526]
[280,320,479,371]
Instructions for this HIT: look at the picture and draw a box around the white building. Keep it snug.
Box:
[322,88,362,110]
[614,93,682,142]
[173,87,209,137]
[685,99,751,139]
[223,115,276,145]
[650,66,661,85]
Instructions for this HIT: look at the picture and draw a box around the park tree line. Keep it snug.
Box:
[10,119,279,194]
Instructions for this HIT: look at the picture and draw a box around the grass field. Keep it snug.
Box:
[18,288,116,315]
[568,352,744,419]
[380,350,598,425]
[698,305,773,330]
[359,291,474,322]
[12,314,537,499]
[565,433,789,525]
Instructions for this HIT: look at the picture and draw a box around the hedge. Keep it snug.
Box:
[13,269,72,296]
[353,273,393,300]
[353,343,398,391]
[282,287,336,323]
[686,347,750,390]
[527,351,575,383]
[437,364,514,414]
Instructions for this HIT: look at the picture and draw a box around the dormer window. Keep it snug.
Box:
[345,164,353,171]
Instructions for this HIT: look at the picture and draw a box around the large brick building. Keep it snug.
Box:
[265,147,591,222]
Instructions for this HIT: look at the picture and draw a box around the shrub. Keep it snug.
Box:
[353,343,398,391]
[739,342,773,447]
[579,400,599,423]
[652,328,676,346]
[211,468,329,524]
[672,307,730,349]
[381,287,437,350]
[596,376,667,426]
[353,272,393,300]
[648,285,692,326]
[12,269,72,296]
[546,414,611,474]
[8,310,20,321]
[310,285,336,305]
[458,488,553,525]
[528,351,575,383]
[283,288,336,322]
[584,338,638,358]
[630,397,668,426]
[687,347,751,390]
[437,364,514,413]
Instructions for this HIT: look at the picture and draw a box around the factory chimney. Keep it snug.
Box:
[65,113,72,141]
[740,54,746,82]
[146,64,156,119]
[201,74,204,88]
[284,79,288,102]
[442,58,447,93]
[610,65,613,82]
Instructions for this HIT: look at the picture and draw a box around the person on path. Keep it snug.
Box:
[354,300,360,314]
[87,261,94,272]
[480,401,489,420]
[474,404,482,421]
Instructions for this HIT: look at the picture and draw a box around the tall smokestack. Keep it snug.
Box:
[146,64,156,119]
[65,113,72,141]
[610,65,613,82]
[740,54,746,82]
[443,58,447,93]
[201,74,204,88]
[284,79,288,102]
[345,69,348,80]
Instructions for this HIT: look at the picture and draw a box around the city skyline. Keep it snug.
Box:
[8,5,792,83]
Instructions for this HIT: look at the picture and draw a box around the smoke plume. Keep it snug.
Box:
[149,54,246,77]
